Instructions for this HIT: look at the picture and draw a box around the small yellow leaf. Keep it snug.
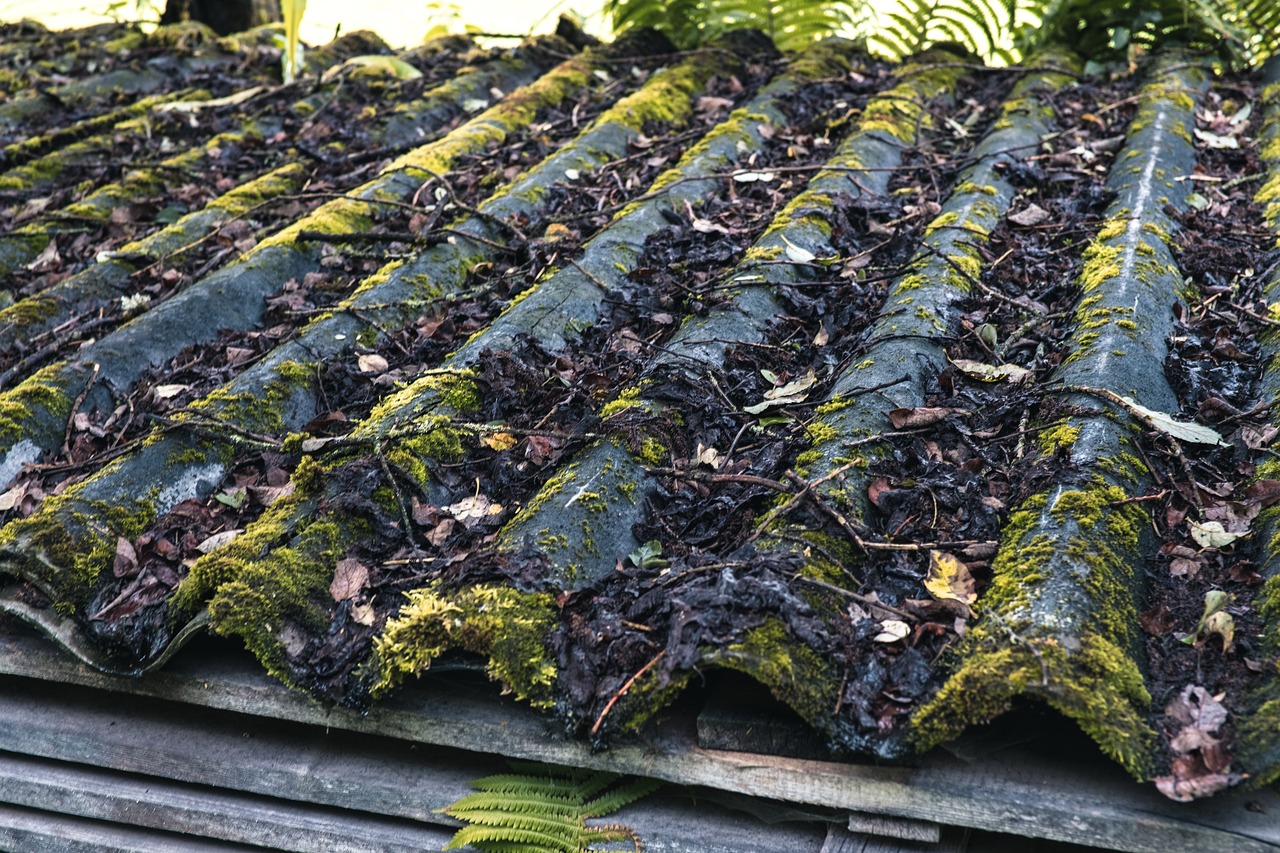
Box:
[481,432,518,451]
[924,550,976,606]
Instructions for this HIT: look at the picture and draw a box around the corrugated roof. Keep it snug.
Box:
[1,15,1280,805]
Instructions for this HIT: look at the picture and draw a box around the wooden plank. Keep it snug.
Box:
[847,813,943,843]
[823,825,968,853]
[0,627,1276,853]
[0,674,827,853]
[0,802,257,853]
[0,752,455,853]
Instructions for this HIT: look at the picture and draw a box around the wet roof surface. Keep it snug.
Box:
[2,16,1280,803]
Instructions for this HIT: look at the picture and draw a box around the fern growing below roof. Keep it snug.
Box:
[442,765,661,852]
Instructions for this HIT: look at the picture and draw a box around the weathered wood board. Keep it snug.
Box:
[0,624,1275,853]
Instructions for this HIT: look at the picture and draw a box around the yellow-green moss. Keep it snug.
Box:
[371,582,558,707]
[1037,424,1080,456]
[711,618,839,727]
[3,491,155,611]
[911,634,1155,777]
[601,384,650,418]
[0,362,73,443]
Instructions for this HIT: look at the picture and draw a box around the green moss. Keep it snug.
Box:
[601,384,650,418]
[371,582,558,707]
[3,490,155,611]
[957,181,998,196]
[172,489,313,617]
[744,245,784,261]
[1037,424,1080,456]
[711,618,838,727]
[925,210,959,236]
[814,395,853,416]
[638,436,666,466]
[207,513,350,683]
[0,362,73,444]
[911,634,1155,777]
[183,360,313,436]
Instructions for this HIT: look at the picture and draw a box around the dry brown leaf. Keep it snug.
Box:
[357,353,389,374]
[195,529,242,554]
[887,407,967,429]
[330,557,369,601]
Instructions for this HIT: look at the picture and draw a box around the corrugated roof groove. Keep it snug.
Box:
[15,31,758,668]
[1240,56,1280,787]
[476,49,973,741]
[0,23,281,139]
[0,34,544,370]
[203,38,869,701]
[0,31,392,281]
[728,49,1080,758]
[0,34,618,617]
[912,53,1211,778]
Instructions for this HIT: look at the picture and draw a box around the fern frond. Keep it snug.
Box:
[444,764,659,853]
[446,792,583,816]
[582,778,662,818]
[445,824,579,852]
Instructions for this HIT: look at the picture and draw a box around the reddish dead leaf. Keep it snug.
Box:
[887,407,967,429]
[330,558,369,601]
[1139,604,1176,635]
[1155,769,1241,802]
[867,477,891,508]
[1245,479,1280,507]
[1169,556,1201,578]
[113,537,138,578]
[250,481,295,507]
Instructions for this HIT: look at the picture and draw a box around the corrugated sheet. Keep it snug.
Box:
[2,15,1280,802]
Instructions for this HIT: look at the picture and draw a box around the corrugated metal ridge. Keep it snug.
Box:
[0,20,1278,799]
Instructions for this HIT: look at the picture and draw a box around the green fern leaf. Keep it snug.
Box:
[444,764,659,853]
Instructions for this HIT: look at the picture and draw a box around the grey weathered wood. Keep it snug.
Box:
[823,825,967,853]
[0,627,1275,853]
[847,813,943,843]
[0,802,258,853]
[0,752,455,853]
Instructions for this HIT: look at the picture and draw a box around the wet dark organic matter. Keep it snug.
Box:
[3,15,1280,799]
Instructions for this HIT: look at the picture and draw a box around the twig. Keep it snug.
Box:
[590,650,665,736]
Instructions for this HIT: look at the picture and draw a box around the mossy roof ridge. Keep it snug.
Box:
[0,38,528,356]
[198,38,856,697]
[0,33,728,670]
[0,24,1275,802]
[914,54,1210,780]
[0,33,583,498]
[0,21,282,142]
[1238,55,1280,786]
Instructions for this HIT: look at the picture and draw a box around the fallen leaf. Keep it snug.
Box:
[924,550,977,607]
[867,477,891,507]
[113,537,138,578]
[481,432,518,451]
[447,494,503,528]
[744,371,817,415]
[0,484,26,512]
[1155,771,1241,801]
[1204,610,1235,649]
[1116,395,1226,446]
[873,619,910,643]
[351,602,376,626]
[780,234,815,263]
[1166,684,1228,733]
[330,558,369,601]
[1188,519,1246,549]
[1194,127,1239,149]
[949,357,1032,384]
[153,384,189,399]
[357,353,389,374]
[732,171,777,183]
[887,407,968,429]
[1008,203,1050,226]
[1245,479,1280,507]
[195,529,242,553]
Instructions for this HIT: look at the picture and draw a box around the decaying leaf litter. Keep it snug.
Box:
[3,19,1280,798]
